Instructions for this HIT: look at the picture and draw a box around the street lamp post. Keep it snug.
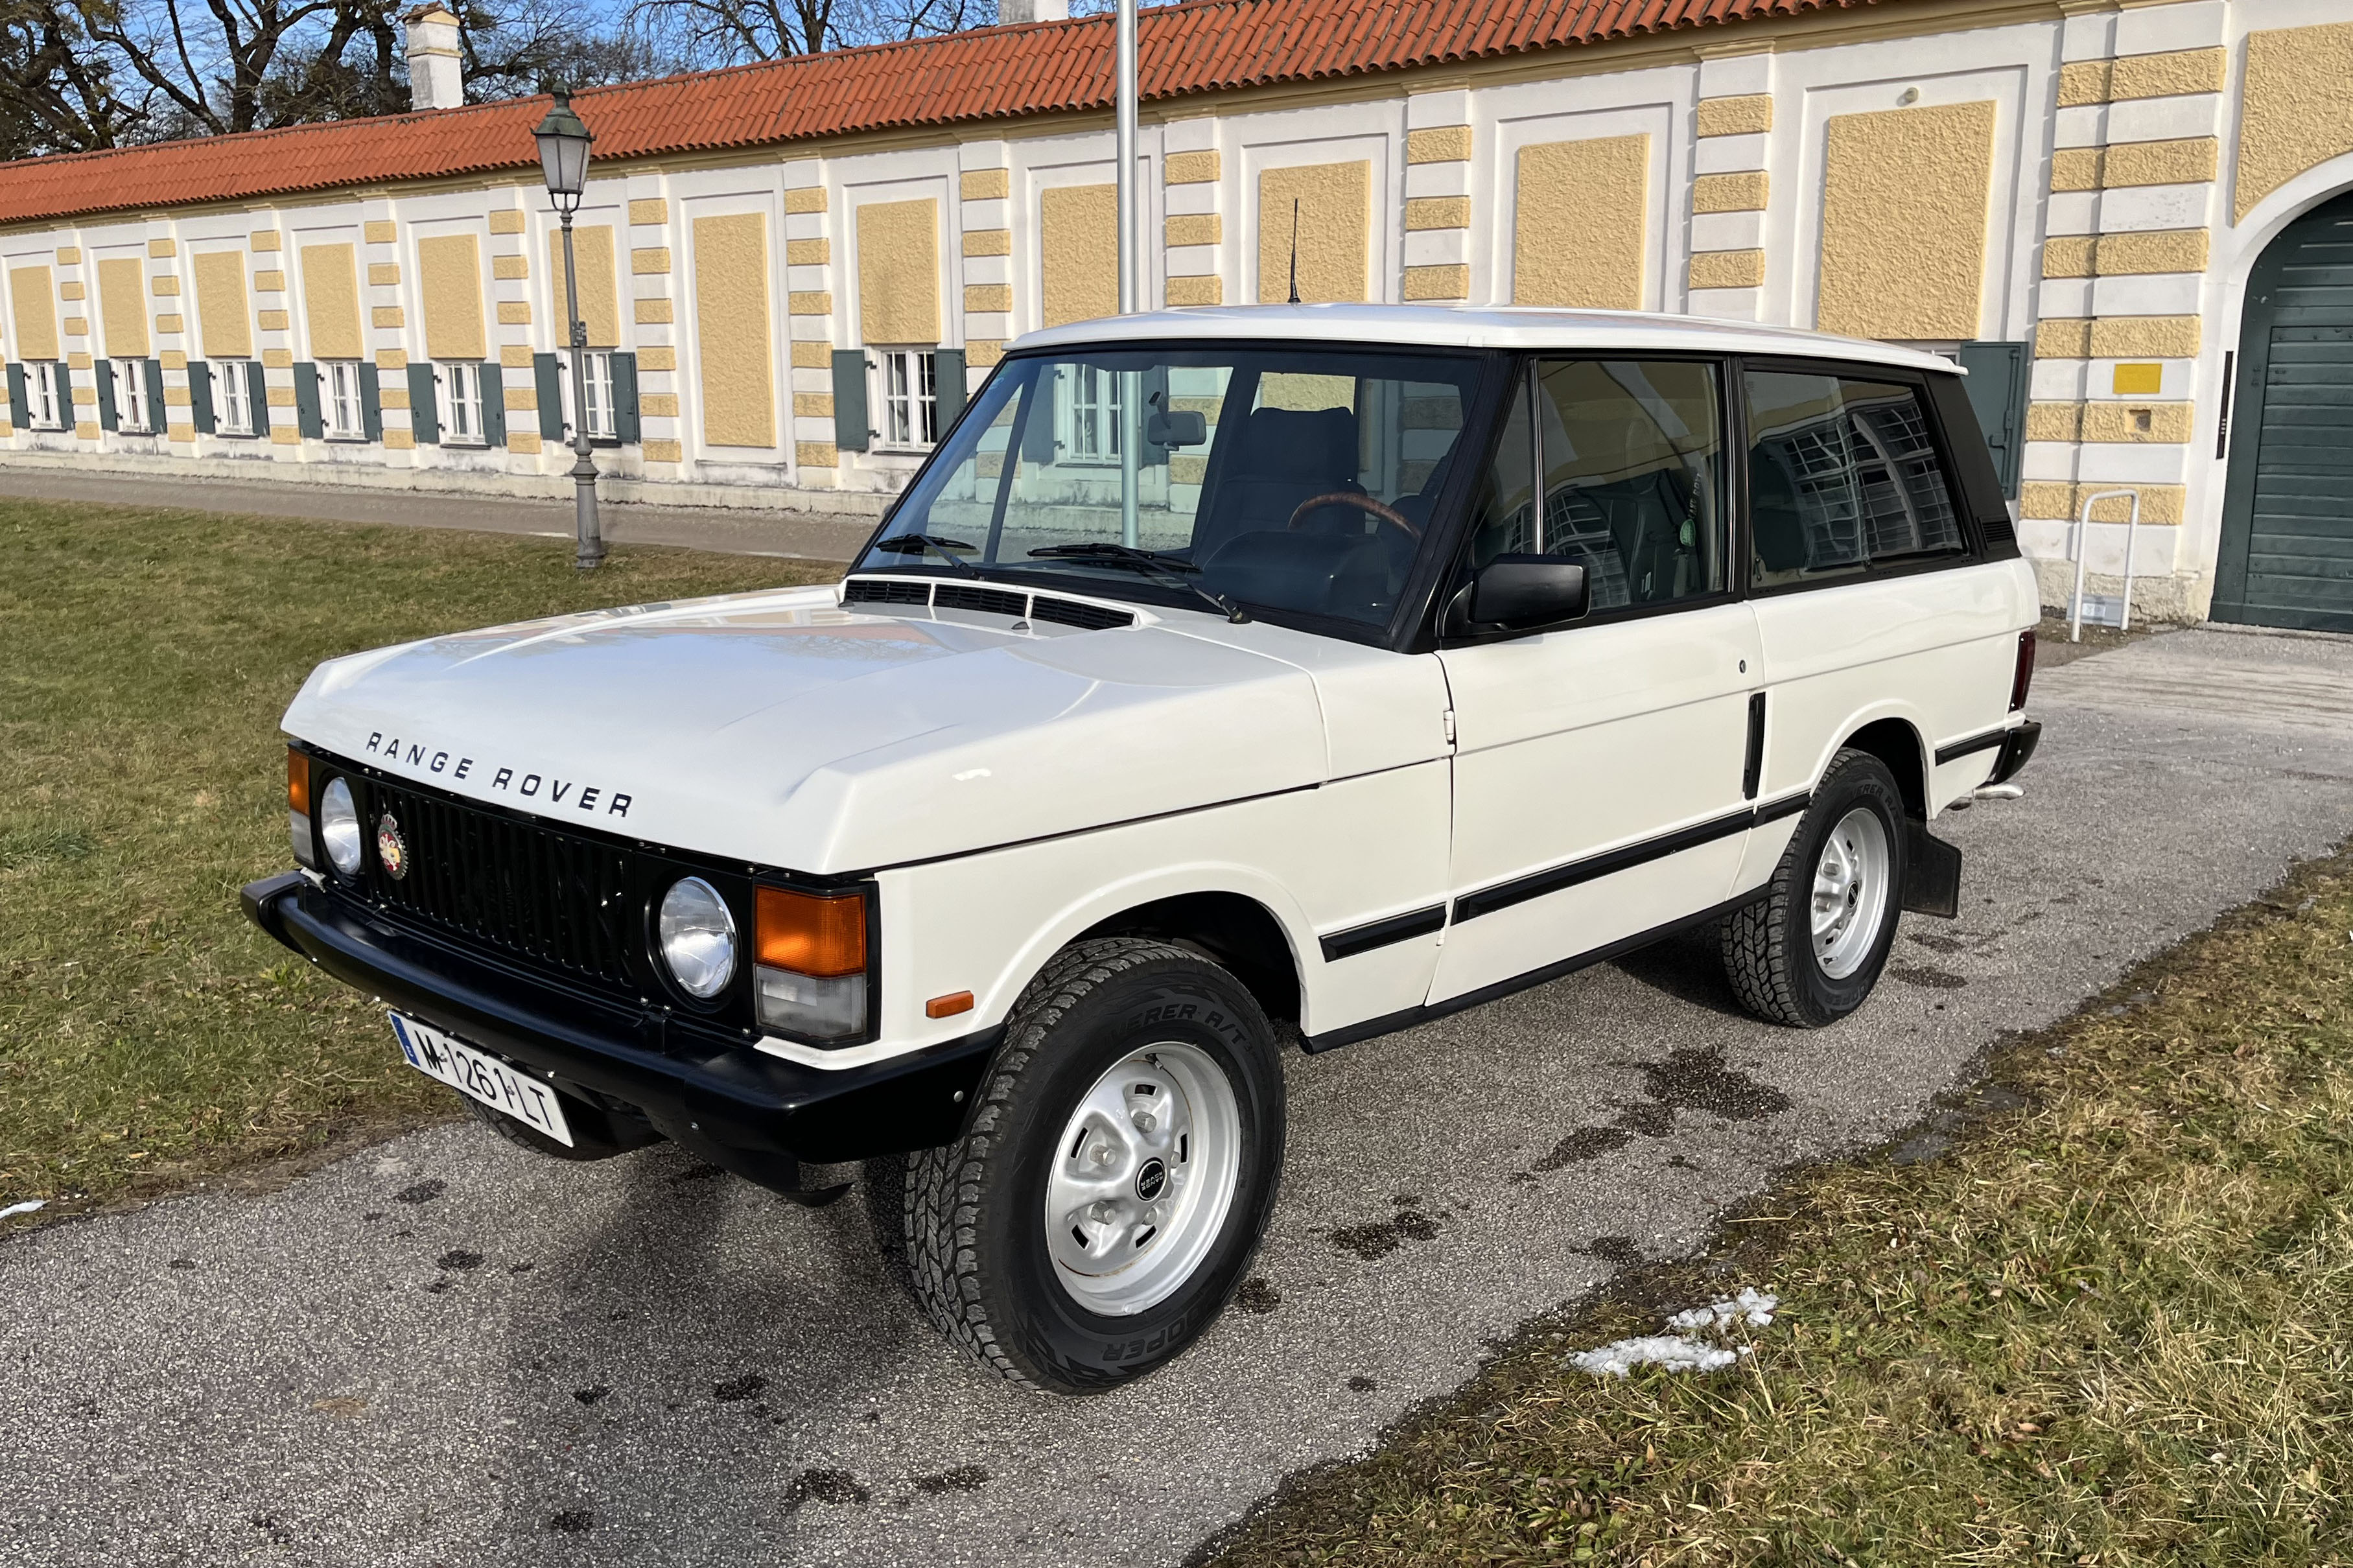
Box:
[534,89,603,571]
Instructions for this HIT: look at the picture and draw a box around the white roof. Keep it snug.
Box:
[1012,303,1962,376]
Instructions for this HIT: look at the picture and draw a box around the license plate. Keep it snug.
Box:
[390,1012,574,1147]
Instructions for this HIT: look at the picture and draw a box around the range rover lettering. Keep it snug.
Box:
[243,305,2042,1393]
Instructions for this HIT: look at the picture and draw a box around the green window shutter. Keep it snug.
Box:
[96,362,119,430]
[189,362,215,434]
[611,351,639,443]
[246,362,268,436]
[934,348,966,432]
[534,352,565,441]
[55,362,74,427]
[832,349,871,452]
[143,358,166,429]
[359,362,382,441]
[5,362,26,428]
[292,361,322,438]
[480,360,507,447]
[406,363,439,445]
[1955,341,2030,500]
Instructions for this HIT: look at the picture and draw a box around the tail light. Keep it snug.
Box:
[2009,630,2035,712]
[754,887,868,1041]
[287,747,317,869]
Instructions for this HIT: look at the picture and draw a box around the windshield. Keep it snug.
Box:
[854,345,1487,629]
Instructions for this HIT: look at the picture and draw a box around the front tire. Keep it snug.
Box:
[1722,748,1908,1027]
[902,939,1286,1394]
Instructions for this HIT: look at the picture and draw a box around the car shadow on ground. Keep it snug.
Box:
[1608,924,1750,1019]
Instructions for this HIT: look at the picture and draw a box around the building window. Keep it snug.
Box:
[441,362,486,445]
[1062,363,1123,463]
[112,358,152,433]
[323,360,366,439]
[27,362,62,430]
[879,348,938,449]
[559,351,615,441]
[212,361,253,435]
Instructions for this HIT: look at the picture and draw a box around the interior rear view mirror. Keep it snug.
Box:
[1146,408,1208,447]
[1447,555,1590,637]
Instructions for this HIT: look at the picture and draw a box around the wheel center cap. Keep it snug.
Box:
[1134,1158,1168,1202]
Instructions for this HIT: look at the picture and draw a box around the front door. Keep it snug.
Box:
[2217,189,2353,633]
[1433,357,1762,1005]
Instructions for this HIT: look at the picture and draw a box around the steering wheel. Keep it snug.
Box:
[1284,491,1420,541]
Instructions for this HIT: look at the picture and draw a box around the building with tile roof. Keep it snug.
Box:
[3,0,2352,629]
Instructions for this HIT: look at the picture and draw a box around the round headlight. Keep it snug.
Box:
[658,877,737,1000]
[320,776,363,876]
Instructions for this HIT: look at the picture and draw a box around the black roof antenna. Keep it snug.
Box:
[1287,198,1302,305]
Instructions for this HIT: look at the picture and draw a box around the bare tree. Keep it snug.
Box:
[626,0,983,68]
[0,0,145,155]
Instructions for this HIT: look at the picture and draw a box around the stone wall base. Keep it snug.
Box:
[2031,559,2212,626]
[0,449,892,521]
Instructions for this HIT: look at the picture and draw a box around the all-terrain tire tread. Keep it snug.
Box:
[1722,747,1886,1029]
[901,937,1210,1393]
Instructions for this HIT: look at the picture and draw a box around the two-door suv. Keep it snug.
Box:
[244,305,2041,1392]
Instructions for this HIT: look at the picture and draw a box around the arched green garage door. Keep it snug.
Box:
[2216,189,2353,633]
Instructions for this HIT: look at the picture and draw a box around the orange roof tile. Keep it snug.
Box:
[0,0,1883,227]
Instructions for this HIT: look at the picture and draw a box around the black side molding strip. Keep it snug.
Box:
[1318,904,1448,963]
[1304,888,1770,1053]
[1451,790,1814,927]
[1934,727,2011,766]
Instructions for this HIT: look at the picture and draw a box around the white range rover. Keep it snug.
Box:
[244,305,2041,1392]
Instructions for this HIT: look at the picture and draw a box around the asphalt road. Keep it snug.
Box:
[0,463,876,563]
[4,626,2351,1568]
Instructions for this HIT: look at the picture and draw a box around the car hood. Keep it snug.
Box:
[282,584,1444,874]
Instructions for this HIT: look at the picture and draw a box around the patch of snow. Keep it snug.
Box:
[0,1200,47,1221]
[1668,1287,1778,1333]
[1571,1287,1779,1379]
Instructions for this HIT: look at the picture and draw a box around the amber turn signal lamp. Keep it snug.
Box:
[926,991,974,1020]
[755,887,867,977]
[287,747,311,815]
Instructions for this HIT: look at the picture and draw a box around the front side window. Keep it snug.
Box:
[1464,358,1727,613]
[112,358,151,433]
[861,345,1482,633]
[441,362,485,445]
[213,360,253,434]
[880,348,938,448]
[323,360,365,439]
[1746,370,1965,587]
[29,362,62,429]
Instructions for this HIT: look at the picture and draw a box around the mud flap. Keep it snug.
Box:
[1902,823,1963,919]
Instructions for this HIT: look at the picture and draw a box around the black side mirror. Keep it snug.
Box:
[1446,554,1589,636]
[1145,408,1207,447]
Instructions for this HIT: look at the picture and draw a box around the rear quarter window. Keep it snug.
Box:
[1744,369,1972,589]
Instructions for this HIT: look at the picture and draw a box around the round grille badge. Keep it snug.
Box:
[1134,1158,1169,1203]
[375,812,409,881]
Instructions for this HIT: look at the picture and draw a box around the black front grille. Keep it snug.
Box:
[1031,595,1135,631]
[934,584,1028,618]
[843,578,933,606]
[367,780,635,990]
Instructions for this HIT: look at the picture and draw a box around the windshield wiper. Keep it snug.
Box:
[1027,543,1250,624]
[871,532,981,577]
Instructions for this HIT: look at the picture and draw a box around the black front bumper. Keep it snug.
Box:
[242,871,996,1175]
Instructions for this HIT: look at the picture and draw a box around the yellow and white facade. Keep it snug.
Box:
[3,0,2352,622]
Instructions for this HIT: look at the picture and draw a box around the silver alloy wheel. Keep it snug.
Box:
[1042,1041,1242,1316]
[1811,805,1892,979]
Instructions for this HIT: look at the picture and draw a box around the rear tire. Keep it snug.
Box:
[902,938,1285,1394]
[1722,748,1908,1027]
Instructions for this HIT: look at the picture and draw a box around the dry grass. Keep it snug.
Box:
[1210,848,2353,1565]
[0,500,828,1223]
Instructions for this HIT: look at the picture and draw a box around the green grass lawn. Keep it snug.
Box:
[0,500,830,1222]
[1211,847,2353,1565]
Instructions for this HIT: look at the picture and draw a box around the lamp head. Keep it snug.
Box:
[533,88,594,210]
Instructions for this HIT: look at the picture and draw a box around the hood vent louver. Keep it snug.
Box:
[933,584,1029,619]
[1030,596,1136,631]
[843,578,933,606]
